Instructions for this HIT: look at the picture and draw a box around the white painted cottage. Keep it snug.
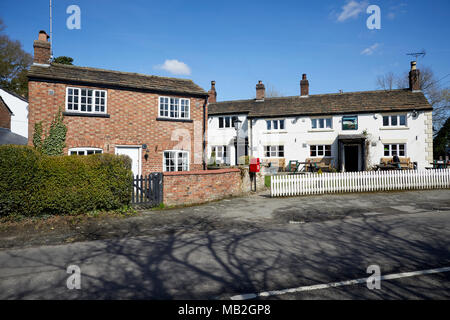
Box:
[0,87,29,139]
[207,62,433,172]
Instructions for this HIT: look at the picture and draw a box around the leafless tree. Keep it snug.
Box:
[376,65,450,130]
[376,72,396,90]
[265,83,283,98]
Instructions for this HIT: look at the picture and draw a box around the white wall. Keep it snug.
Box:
[207,114,248,165]
[0,88,28,138]
[208,110,430,170]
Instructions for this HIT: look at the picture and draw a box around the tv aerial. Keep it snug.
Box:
[406,50,426,63]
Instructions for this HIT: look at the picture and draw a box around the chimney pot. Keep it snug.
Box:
[256,80,265,100]
[300,74,309,96]
[208,80,217,104]
[409,61,420,91]
[33,30,51,65]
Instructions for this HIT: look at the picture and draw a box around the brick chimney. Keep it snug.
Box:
[300,74,309,96]
[256,80,265,101]
[208,81,217,103]
[33,30,51,65]
[409,61,421,91]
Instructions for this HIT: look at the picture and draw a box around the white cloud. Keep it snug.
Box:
[337,0,368,22]
[155,59,191,75]
[361,43,380,55]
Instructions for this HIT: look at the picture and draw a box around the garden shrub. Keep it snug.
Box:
[0,145,132,217]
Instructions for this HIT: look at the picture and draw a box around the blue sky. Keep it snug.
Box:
[1,0,449,101]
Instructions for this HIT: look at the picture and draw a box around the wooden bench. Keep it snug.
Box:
[380,157,413,170]
[262,158,286,172]
[305,158,335,172]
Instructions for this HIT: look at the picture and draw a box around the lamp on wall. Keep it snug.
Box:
[234,118,242,132]
[412,110,418,118]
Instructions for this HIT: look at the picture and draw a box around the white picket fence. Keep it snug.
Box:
[270,169,450,197]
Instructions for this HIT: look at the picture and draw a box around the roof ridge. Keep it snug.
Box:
[0,86,28,102]
[211,88,412,104]
[50,63,196,83]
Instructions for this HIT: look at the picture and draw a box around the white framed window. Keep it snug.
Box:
[310,145,332,157]
[311,117,332,129]
[69,147,103,155]
[218,116,237,129]
[211,146,228,163]
[382,114,407,127]
[164,150,189,172]
[384,144,406,157]
[159,97,190,119]
[266,119,285,131]
[264,145,284,157]
[66,87,107,114]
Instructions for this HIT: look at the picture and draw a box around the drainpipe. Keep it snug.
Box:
[249,117,253,158]
[202,98,207,170]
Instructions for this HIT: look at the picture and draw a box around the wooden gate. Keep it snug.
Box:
[131,173,163,207]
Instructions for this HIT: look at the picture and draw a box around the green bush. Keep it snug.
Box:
[0,145,132,217]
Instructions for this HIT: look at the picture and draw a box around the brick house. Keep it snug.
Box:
[28,31,208,176]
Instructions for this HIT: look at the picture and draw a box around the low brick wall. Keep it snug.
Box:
[163,169,243,206]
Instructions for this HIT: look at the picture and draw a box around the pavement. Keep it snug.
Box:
[0,189,449,299]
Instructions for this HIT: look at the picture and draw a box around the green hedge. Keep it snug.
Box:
[0,145,133,217]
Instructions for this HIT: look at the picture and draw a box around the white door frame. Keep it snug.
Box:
[115,145,142,176]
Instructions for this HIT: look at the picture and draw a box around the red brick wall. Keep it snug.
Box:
[28,80,207,173]
[0,99,11,129]
[163,169,242,206]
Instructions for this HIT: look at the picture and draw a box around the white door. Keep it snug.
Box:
[115,147,141,177]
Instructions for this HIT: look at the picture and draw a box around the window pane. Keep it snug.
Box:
[391,115,397,126]
[310,146,316,157]
[392,144,398,156]
[266,120,271,130]
[325,145,331,157]
[384,145,389,156]
[278,146,284,157]
[383,116,389,126]
[399,115,406,126]
[273,120,278,130]
[318,145,324,156]
[280,120,285,130]
[170,98,179,118]
[219,117,224,128]
[312,119,317,129]
[399,144,405,156]
[325,118,332,128]
[319,118,324,128]
[225,117,230,128]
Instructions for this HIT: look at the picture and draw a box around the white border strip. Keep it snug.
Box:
[230,266,450,300]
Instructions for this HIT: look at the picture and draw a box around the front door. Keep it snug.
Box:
[344,145,359,172]
[115,146,141,176]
